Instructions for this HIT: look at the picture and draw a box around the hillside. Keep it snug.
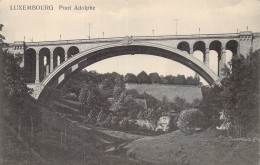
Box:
[125,83,202,103]
[124,129,259,165]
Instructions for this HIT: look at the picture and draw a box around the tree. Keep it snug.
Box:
[101,77,115,90]
[2,52,31,101]
[161,75,175,84]
[175,74,186,85]
[78,81,102,112]
[78,83,88,106]
[186,76,200,85]
[124,73,137,83]
[220,50,260,136]
[174,97,189,112]
[199,50,260,136]
[111,91,144,118]
[136,71,151,84]
[199,86,223,127]
[1,29,37,139]
[149,72,161,84]
[113,76,125,99]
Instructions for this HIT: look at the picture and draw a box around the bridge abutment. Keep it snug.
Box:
[239,31,253,56]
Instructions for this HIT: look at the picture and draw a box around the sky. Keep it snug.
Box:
[1,0,260,84]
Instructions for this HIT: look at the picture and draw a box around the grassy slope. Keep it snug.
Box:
[124,129,259,165]
[125,83,202,103]
[1,122,42,165]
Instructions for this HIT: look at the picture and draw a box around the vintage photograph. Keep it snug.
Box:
[0,0,259,164]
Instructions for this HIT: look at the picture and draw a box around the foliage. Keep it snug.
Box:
[199,86,223,127]
[78,81,102,112]
[1,29,42,140]
[220,50,260,135]
[174,97,190,112]
[149,72,161,84]
[113,76,125,99]
[124,73,137,83]
[177,108,205,135]
[198,50,259,136]
[111,92,144,118]
[175,74,186,85]
[136,71,151,84]
[186,76,200,85]
[2,52,31,102]
[63,70,201,98]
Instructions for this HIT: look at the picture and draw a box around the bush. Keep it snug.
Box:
[177,108,205,135]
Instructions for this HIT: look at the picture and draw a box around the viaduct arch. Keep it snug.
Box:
[11,32,260,99]
[35,41,219,100]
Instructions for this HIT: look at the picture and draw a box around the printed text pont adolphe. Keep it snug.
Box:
[9,5,96,11]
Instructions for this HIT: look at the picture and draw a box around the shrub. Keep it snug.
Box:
[177,108,205,135]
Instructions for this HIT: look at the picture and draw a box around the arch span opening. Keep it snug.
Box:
[37,43,219,100]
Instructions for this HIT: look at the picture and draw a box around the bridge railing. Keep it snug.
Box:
[10,32,245,46]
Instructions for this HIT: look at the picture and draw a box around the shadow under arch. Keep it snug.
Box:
[37,42,219,100]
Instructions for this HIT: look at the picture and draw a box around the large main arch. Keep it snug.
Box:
[34,41,219,100]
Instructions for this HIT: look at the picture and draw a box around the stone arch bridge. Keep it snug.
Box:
[8,31,260,100]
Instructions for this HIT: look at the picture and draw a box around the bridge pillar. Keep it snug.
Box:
[218,53,223,77]
[219,47,226,77]
[35,51,40,83]
[204,48,209,66]
[190,47,193,56]
[46,64,50,76]
[65,53,68,61]
[50,52,53,72]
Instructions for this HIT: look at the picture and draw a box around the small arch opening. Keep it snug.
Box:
[53,47,65,68]
[177,41,190,53]
[226,40,238,56]
[67,46,79,58]
[39,48,50,81]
